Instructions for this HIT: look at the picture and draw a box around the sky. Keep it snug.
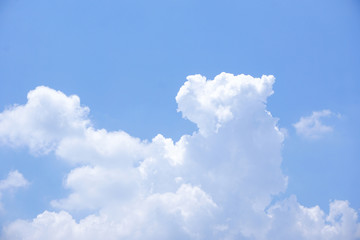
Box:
[0,0,360,239]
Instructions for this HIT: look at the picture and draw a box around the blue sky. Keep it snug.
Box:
[0,0,360,239]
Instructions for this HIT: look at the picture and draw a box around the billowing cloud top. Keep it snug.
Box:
[176,73,275,135]
[0,73,359,240]
[0,86,89,154]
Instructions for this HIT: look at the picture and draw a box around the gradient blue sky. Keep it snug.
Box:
[0,0,359,235]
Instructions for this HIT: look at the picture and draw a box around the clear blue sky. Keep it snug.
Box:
[0,0,359,238]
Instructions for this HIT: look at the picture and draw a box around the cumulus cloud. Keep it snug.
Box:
[0,86,89,154]
[0,74,359,239]
[293,110,335,139]
[176,73,275,135]
[267,196,360,240]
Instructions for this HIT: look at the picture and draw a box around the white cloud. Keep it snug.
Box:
[0,74,359,239]
[0,86,90,154]
[0,170,28,191]
[293,110,335,139]
[0,170,29,210]
[176,73,275,135]
[267,196,360,240]
[4,184,217,240]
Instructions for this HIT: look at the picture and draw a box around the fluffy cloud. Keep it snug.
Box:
[176,73,275,135]
[293,110,335,139]
[267,196,360,240]
[0,74,359,239]
[5,184,217,240]
[0,86,89,154]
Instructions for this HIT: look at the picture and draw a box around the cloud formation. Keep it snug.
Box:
[293,110,335,139]
[0,73,359,239]
[0,170,29,210]
[0,86,90,154]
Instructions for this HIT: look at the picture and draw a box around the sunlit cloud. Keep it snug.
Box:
[0,74,359,240]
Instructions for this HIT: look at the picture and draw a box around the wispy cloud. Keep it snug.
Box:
[0,170,29,210]
[293,110,336,139]
[0,170,28,191]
